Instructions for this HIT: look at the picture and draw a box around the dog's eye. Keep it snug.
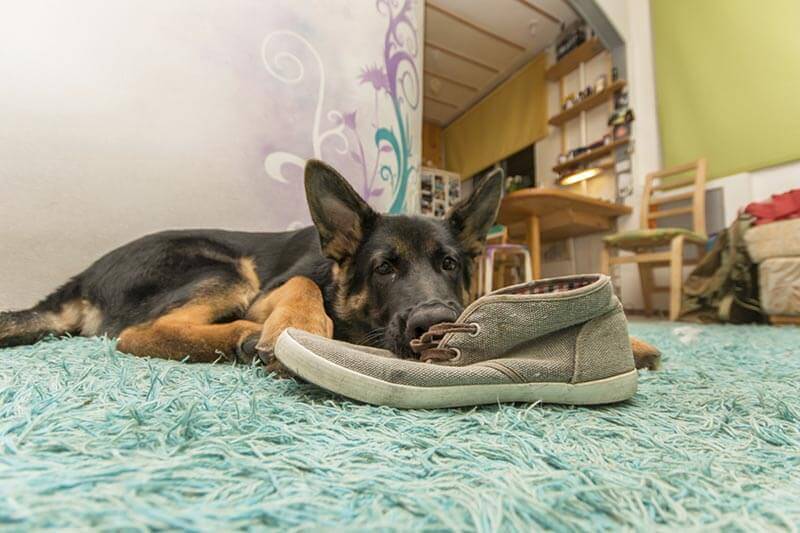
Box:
[375,261,394,275]
[442,257,458,271]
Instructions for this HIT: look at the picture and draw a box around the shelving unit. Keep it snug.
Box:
[418,167,461,218]
[546,32,631,196]
[552,137,629,173]
[545,38,604,81]
[548,79,626,126]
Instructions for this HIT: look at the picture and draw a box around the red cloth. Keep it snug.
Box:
[745,188,800,225]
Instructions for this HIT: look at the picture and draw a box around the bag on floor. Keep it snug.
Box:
[680,214,764,323]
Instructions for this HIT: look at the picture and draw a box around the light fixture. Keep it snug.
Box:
[558,167,602,186]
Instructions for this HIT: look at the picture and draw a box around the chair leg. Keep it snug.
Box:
[521,249,533,282]
[476,256,484,297]
[669,235,686,321]
[484,253,494,294]
[637,263,655,317]
[600,245,611,275]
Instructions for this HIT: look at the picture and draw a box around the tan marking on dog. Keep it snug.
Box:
[321,223,364,263]
[334,284,368,323]
[244,293,272,323]
[194,275,260,316]
[327,259,369,324]
[46,299,106,336]
[80,302,104,336]
[52,300,85,332]
[390,236,413,258]
[238,257,260,292]
[116,270,266,362]
[252,277,333,372]
[118,315,262,363]
[117,291,262,362]
[461,285,471,306]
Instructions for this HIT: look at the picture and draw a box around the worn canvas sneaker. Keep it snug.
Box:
[274,274,637,409]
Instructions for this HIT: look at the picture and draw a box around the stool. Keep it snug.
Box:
[479,244,533,295]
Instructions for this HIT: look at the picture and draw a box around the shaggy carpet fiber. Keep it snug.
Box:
[1,322,799,531]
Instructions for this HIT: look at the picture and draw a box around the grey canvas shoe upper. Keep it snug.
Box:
[274,274,637,408]
[409,275,633,383]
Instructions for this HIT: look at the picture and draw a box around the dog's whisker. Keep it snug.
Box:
[360,334,384,346]
[358,328,386,347]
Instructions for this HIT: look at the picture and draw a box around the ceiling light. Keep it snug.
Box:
[558,167,603,186]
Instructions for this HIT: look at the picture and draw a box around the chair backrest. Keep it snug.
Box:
[640,158,707,236]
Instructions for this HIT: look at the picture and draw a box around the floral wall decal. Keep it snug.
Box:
[0,0,424,308]
[261,0,422,222]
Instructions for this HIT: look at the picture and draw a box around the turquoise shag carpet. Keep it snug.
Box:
[1,323,799,530]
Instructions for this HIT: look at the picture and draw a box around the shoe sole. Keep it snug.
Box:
[275,331,638,409]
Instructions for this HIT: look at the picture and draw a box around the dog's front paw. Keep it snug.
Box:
[234,333,261,364]
[261,352,292,378]
[254,335,295,378]
[235,332,293,377]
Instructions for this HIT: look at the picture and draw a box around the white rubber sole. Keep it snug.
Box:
[275,331,638,409]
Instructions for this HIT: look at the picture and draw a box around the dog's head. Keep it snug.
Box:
[305,160,502,356]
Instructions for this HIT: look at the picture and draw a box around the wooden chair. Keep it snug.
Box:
[601,159,708,320]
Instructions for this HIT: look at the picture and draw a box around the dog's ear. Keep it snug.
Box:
[445,172,503,256]
[305,159,377,262]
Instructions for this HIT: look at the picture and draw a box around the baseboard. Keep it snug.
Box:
[769,315,800,326]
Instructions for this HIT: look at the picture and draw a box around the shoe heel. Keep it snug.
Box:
[572,305,636,387]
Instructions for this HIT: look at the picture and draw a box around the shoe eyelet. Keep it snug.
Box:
[468,323,481,337]
[448,347,462,362]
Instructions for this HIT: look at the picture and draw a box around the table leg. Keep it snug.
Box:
[526,215,541,279]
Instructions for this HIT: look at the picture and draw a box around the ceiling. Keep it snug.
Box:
[423,0,579,126]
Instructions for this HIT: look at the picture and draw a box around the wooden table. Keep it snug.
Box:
[497,188,632,278]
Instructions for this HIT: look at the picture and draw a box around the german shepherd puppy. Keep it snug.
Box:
[0,160,659,371]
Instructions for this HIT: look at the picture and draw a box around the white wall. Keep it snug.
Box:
[714,161,800,225]
[0,0,423,310]
[597,0,662,309]
[535,0,661,291]
[535,1,798,312]
[534,45,617,280]
[590,0,797,312]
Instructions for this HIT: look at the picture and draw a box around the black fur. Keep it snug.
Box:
[0,160,502,356]
[0,228,331,342]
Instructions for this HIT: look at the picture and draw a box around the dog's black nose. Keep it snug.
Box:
[405,302,458,341]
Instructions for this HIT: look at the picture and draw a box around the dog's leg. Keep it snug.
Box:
[630,336,661,370]
[117,284,262,363]
[118,315,262,363]
[243,276,333,375]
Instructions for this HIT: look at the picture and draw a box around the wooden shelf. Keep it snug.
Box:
[552,137,630,174]
[546,38,605,81]
[548,80,626,127]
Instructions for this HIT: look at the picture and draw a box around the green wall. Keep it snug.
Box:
[651,0,800,180]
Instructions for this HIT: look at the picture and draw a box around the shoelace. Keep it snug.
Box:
[409,322,478,363]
